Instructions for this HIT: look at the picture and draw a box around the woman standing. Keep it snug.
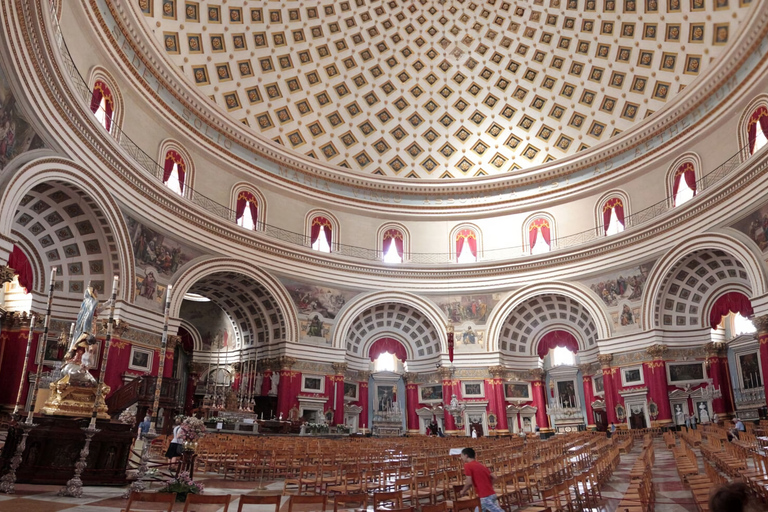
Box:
[165,417,184,468]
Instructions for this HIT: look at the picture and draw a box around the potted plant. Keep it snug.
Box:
[158,471,204,502]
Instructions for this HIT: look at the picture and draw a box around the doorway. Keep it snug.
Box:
[593,409,607,431]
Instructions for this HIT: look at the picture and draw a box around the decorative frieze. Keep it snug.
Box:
[597,354,613,368]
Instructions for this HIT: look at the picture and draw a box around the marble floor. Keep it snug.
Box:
[0,439,705,511]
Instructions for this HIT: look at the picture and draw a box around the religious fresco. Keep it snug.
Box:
[583,260,655,330]
[0,66,46,170]
[179,299,237,350]
[429,293,500,353]
[126,215,204,311]
[732,203,768,254]
[280,278,361,344]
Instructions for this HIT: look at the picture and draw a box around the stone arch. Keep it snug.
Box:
[737,94,768,160]
[179,318,203,352]
[157,139,196,199]
[641,232,767,330]
[594,189,631,235]
[331,291,447,359]
[0,158,133,301]
[486,282,612,353]
[665,152,701,206]
[169,258,298,344]
[87,66,125,136]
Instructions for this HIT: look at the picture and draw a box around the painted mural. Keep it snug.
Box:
[0,67,46,170]
[126,215,204,311]
[583,261,655,330]
[429,293,501,353]
[732,203,768,254]
[179,299,237,350]
[281,278,361,344]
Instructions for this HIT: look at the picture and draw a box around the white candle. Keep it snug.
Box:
[111,275,119,295]
[165,284,173,304]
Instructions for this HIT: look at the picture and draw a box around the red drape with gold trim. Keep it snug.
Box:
[90,80,114,131]
[529,218,551,249]
[163,150,186,193]
[672,163,696,205]
[310,216,333,248]
[603,198,625,233]
[455,229,477,260]
[382,229,404,259]
[369,337,407,361]
[7,245,33,293]
[748,106,768,154]
[235,191,258,226]
[537,330,579,359]
[709,291,754,329]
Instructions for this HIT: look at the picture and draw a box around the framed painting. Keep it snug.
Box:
[504,382,531,400]
[301,374,325,393]
[738,352,762,388]
[128,346,153,372]
[666,361,705,384]
[419,384,443,403]
[462,381,485,398]
[593,374,605,395]
[621,365,644,387]
[343,381,358,401]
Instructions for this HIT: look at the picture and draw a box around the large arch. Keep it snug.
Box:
[0,158,133,301]
[169,257,298,344]
[640,232,768,330]
[331,291,448,359]
[486,282,612,354]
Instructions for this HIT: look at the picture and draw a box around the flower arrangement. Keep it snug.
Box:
[336,424,351,434]
[118,409,136,426]
[158,471,204,502]
[307,423,329,434]
[178,415,206,442]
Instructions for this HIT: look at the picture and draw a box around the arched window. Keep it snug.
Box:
[236,190,259,230]
[528,217,552,254]
[90,80,114,132]
[552,346,576,367]
[672,162,696,207]
[310,216,333,253]
[747,106,768,155]
[602,198,626,236]
[163,150,187,196]
[382,228,404,263]
[455,229,478,263]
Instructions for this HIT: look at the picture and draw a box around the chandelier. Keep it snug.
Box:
[445,394,466,426]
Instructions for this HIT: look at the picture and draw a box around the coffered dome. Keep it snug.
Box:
[142,0,751,178]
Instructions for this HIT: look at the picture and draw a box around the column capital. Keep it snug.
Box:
[275,356,297,370]
[752,315,768,334]
[357,371,372,382]
[488,365,506,378]
[704,341,727,358]
[578,363,594,377]
[597,354,614,368]
[166,334,181,350]
[331,362,348,375]
[189,362,208,375]
[99,318,130,338]
[437,367,453,380]
[0,266,15,286]
[529,368,546,381]
[646,344,668,360]
[403,372,419,383]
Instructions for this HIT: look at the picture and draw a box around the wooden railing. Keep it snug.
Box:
[105,376,180,414]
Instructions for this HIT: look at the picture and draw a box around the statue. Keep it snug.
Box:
[69,285,109,352]
[698,403,710,424]
[59,334,99,386]
[450,394,460,408]
[269,372,279,396]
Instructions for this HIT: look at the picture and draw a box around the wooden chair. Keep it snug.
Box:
[333,492,368,512]
[183,493,231,511]
[288,494,328,511]
[237,494,281,512]
[373,490,404,511]
[125,492,176,512]
[452,497,481,512]
[420,502,448,512]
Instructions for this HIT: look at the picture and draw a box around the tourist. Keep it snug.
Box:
[734,417,746,432]
[459,447,504,512]
[709,482,759,512]
[608,422,616,438]
[137,414,151,437]
[165,417,184,467]
[690,414,697,430]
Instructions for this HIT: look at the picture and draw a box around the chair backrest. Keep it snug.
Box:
[126,492,176,512]
[289,494,328,512]
[183,493,231,512]
[421,502,448,512]
[373,490,403,510]
[333,492,368,512]
[453,497,481,512]
[237,494,281,512]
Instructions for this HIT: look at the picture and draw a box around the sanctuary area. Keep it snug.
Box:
[0,0,767,510]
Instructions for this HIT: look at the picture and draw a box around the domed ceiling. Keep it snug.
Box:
[141,0,751,178]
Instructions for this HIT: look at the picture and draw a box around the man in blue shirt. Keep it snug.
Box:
[734,418,746,432]
[138,414,151,436]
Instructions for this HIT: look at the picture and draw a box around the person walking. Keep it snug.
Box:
[458,447,504,512]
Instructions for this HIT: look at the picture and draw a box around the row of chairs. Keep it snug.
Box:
[616,436,654,512]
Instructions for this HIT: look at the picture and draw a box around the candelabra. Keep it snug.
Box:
[445,394,466,427]
[700,379,722,401]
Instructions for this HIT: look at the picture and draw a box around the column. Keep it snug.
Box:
[332,362,347,426]
[705,342,734,416]
[358,371,370,431]
[489,366,509,433]
[598,354,618,424]
[579,364,596,429]
[644,344,673,426]
[404,373,420,433]
[438,367,457,433]
[275,356,298,419]
[753,315,768,407]
[530,368,549,429]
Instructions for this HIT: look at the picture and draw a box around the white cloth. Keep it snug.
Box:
[171,425,182,444]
